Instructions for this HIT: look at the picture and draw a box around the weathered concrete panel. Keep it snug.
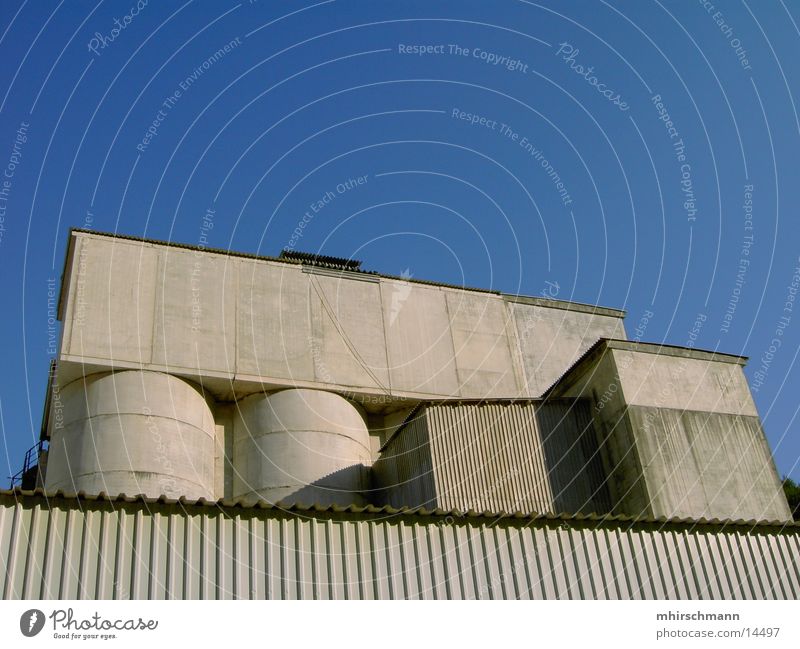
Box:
[151,246,237,375]
[613,349,757,416]
[237,259,315,382]
[212,403,235,500]
[64,236,158,363]
[629,407,792,521]
[445,291,521,397]
[308,271,390,390]
[58,232,628,403]
[509,299,626,395]
[381,281,459,396]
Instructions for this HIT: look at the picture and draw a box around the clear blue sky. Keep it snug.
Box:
[1,0,799,482]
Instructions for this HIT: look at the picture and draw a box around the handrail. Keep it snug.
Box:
[8,440,47,488]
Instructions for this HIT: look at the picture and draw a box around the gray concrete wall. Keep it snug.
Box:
[547,342,792,522]
[57,231,627,403]
[612,346,758,416]
[212,403,236,500]
[508,296,627,395]
[628,408,790,521]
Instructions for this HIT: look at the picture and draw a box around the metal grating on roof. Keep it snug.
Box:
[279,249,363,271]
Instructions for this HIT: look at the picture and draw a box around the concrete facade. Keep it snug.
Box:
[546,340,791,522]
[55,230,626,403]
[32,229,791,526]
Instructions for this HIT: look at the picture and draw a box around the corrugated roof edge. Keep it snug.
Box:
[65,228,625,313]
[2,488,796,531]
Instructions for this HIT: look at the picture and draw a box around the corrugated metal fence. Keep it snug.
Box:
[1,493,799,599]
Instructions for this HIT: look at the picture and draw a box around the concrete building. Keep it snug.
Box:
[2,228,798,600]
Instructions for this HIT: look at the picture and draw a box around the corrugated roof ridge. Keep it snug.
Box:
[3,488,797,530]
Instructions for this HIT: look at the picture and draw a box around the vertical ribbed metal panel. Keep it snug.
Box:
[536,400,612,514]
[376,401,614,516]
[372,412,437,509]
[2,496,799,599]
[425,402,554,513]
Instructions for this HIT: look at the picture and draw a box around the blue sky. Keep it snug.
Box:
[1,0,799,482]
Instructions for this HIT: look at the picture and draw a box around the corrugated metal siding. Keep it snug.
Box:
[536,400,612,515]
[426,403,553,513]
[371,413,437,509]
[375,400,611,516]
[2,495,799,599]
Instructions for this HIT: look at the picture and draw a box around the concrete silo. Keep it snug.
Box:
[45,370,217,500]
[232,388,371,506]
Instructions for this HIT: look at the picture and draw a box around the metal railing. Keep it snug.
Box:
[8,440,47,488]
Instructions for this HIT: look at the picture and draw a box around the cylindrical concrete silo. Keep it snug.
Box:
[233,388,371,506]
[45,370,216,500]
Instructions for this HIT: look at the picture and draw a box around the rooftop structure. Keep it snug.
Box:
[3,228,796,600]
